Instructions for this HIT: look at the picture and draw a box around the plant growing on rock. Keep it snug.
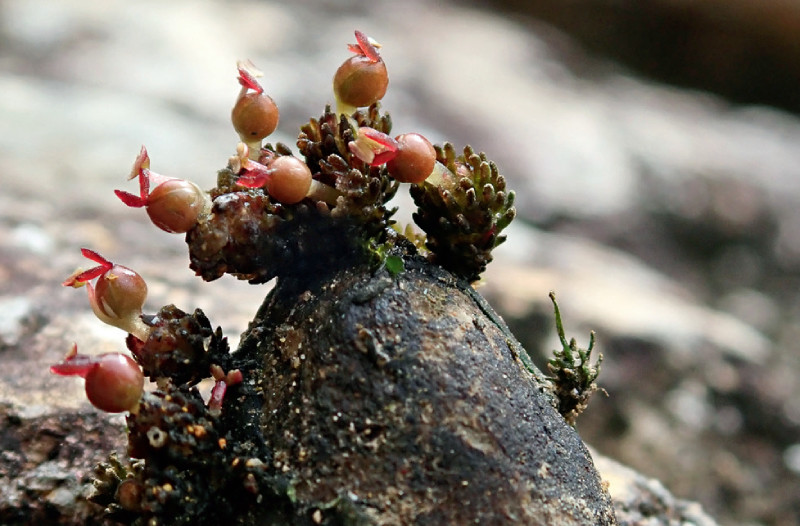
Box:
[54,30,613,525]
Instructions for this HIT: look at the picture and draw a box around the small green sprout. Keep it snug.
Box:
[384,254,405,276]
[546,291,605,425]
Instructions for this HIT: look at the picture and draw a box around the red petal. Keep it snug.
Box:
[50,353,98,379]
[62,270,84,287]
[361,128,398,150]
[62,265,107,286]
[237,170,270,188]
[138,168,151,200]
[124,146,153,203]
[80,248,113,269]
[371,149,399,166]
[237,67,264,94]
[114,189,147,208]
[145,171,174,189]
[354,30,381,62]
[237,160,272,188]
[208,379,227,410]
[128,146,150,180]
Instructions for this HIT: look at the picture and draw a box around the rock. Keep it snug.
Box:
[478,0,800,113]
[0,404,125,525]
[596,453,718,526]
[252,257,615,524]
[0,401,718,525]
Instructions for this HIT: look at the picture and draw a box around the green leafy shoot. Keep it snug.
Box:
[546,291,605,425]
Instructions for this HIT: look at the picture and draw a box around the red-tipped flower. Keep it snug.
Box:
[334,30,388,115]
[235,153,312,205]
[63,248,150,341]
[232,61,279,153]
[115,147,209,233]
[51,344,144,413]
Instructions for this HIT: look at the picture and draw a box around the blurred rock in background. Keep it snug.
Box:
[0,0,798,524]
[471,0,800,114]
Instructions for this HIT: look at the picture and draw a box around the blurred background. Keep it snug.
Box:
[1,0,799,524]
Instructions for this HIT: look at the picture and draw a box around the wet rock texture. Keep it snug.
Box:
[252,257,614,524]
[0,405,125,525]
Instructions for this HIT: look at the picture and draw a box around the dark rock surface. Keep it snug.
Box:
[475,0,800,114]
[1,0,798,524]
[0,404,125,525]
[254,257,615,524]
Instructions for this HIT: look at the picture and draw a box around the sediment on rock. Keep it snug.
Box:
[243,254,617,525]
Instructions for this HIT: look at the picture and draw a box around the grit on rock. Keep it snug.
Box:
[0,0,798,525]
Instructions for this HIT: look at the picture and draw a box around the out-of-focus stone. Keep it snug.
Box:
[0,403,125,525]
[595,452,719,526]
[472,0,800,114]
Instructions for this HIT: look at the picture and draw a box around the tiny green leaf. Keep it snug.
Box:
[385,255,404,276]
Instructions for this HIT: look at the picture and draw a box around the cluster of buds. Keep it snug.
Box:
[227,65,349,207]
[228,63,314,205]
[54,29,516,415]
[56,249,239,414]
[228,30,472,207]
[410,143,516,282]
